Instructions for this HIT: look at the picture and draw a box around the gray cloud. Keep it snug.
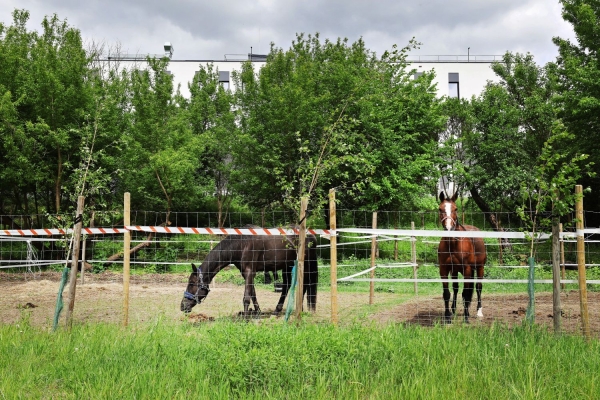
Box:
[1,0,575,64]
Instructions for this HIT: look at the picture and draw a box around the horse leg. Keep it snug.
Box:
[274,268,291,315]
[242,275,251,315]
[305,261,317,312]
[462,267,474,323]
[440,267,452,323]
[476,266,484,318]
[264,271,272,284]
[241,268,259,315]
[300,261,315,312]
[451,271,459,315]
[249,277,261,313]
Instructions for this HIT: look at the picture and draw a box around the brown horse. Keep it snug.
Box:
[180,226,318,316]
[438,192,486,323]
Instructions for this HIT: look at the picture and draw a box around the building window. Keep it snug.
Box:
[448,73,459,98]
[219,71,230,90]
[414,72,423,80]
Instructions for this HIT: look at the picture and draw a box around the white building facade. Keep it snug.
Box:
[105,47,501,100]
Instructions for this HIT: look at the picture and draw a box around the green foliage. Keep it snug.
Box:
[0,10,91,214]
[516,123,592,256]
[185,63,240,225]
[439,51,592,246]
[121,58,203,215]
[3,6,600,233]
[233,34,444,215]
[465,53,558,211]
[553,0,600,203]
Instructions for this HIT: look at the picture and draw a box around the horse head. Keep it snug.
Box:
[439,191,459,231]
[180,263,211,313]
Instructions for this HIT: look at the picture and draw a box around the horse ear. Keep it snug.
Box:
[439,192,445,202]
[192,263,198,273]
[451,191,459,202]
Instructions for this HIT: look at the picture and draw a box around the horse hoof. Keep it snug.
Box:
[477,309,483,318]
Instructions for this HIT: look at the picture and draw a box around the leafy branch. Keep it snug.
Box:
[516,122,593,257]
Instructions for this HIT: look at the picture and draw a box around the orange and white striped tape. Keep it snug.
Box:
[0,227,127,236]
[0,226,331,236]
[125,226,331,236]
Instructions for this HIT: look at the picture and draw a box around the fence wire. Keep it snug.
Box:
[1,209,599,337]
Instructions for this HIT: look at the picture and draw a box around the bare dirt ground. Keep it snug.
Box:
[374,291,600,336]
[1,271,599,337]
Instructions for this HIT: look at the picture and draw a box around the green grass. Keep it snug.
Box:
[1,317,598,399]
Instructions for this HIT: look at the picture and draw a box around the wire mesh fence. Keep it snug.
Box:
[1,208,599,336]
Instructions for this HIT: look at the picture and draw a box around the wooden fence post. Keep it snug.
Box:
[329,189,338,326]
[369,212,377,305]
[575,185,590,339]
[65,195,85,329]
[123,192,131,327]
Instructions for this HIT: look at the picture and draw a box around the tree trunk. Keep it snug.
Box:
[217,196,224,228]
[103,232,155,267]
[102,219,170,267]
[55,146,62,213]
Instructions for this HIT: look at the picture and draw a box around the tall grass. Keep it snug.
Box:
[1,317,598,399]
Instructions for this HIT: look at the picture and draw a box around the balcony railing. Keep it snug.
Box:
[406,54,503,62]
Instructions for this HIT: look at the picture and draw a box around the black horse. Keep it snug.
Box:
[180,228,318,316]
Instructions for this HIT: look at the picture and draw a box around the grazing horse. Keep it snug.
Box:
[180,226,318,316]
[438,192,486,323]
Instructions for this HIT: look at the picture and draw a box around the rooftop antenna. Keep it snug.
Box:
[468,47,470,62]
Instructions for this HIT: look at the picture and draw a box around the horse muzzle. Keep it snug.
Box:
[181,288,210,313]
[180,297,196,313]
[440,217,456,231]
[181,291,200,313]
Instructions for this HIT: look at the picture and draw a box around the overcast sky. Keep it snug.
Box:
[1,0,577,65]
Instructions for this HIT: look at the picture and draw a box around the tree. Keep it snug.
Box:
[0,10,92,215]
[65,42,132,215]
[353,43,444,211]
[186,63,240,227]
[122,57,202,219]
[437,97,473,200]
[448,53,555,223]
[233,34,443,216]
[442,51,591,240]
[553,0,600,222]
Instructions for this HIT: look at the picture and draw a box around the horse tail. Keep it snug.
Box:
[306,236,319,284]
[305,237,319,311]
